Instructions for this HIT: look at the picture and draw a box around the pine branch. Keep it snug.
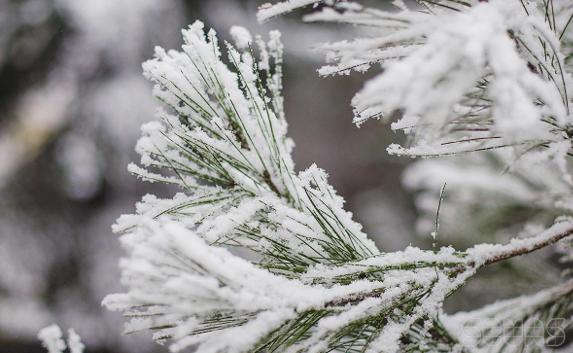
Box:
[117,21,379,276]
[104,221,475,353]
[257,0,323,23]
[445,280,573,353]
[468,222,573,266]
[472,223,573,265]
[284,0,571,161]
[102,2,573,353]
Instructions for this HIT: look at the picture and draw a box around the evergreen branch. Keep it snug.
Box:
[471,222,573,266]
[102,2,573,353]
[120,22,379,276]
[104,221,474,353]
[445,280,573,353]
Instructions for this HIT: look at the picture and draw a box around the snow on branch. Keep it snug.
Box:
[104,1,573,353]
[105,219,478,353]
[275,0,573,160]
[106,21,487,352]
[467,220,573,266]
[445,280,573,353]
[105,214,573,352]
[257,0,323,23]
[116,21,379,276]
[350,1,568,151]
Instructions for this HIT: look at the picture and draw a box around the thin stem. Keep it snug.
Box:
[469,223,573,267]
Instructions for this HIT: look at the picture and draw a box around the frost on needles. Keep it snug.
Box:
[102,1,573,353]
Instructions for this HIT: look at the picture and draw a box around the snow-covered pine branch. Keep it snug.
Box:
[103,21,482,353]
[99,1,573,353]
[105,210,572,353]
[253,0,573,351]
[291,0,571,155]
[445,280,573,353]
[112,21,379,274]
[297,0,573,272]
[104,220,470,353]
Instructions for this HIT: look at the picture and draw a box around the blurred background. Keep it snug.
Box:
[0,0,563,352]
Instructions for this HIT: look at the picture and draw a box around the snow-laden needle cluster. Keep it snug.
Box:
[101,1,573,353]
